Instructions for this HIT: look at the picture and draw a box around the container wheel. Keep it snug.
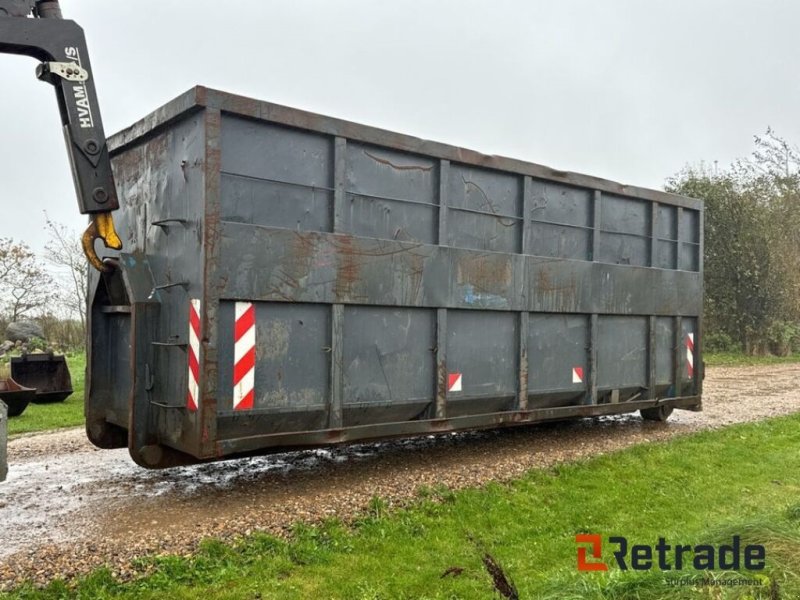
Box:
[640,405,673,422]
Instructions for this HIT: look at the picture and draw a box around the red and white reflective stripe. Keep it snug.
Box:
[572,367,584,384]
[233,301,256,411]
[686,332,695,378]
[447,373,462,393]
[187,299,201,412]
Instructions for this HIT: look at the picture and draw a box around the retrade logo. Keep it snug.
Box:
[576,535,766,572]
[576,534,608,571]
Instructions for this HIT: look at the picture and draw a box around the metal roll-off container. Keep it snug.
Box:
[87,87,703,468]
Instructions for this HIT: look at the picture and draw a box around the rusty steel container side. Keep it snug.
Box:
[86,86,703,468]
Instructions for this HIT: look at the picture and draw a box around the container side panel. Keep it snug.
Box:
[651,269,685,316]
[657,205,678,240]
[108,112,206,423]
[343,241,446,307]
[341,193,437,244]
[89,312,132,426]
[448,211,522,254]
[529,222,592,261]
[655,240,678,269]
[447,164,522,253]
[681,208,700,243]
[678,208,700,271]
[220,175,333,233]
[451,250,519,310]
[591,263,655,315]
[528,314,589,393]
[220,115,333,232]
[217,224,449,307]
[150,118,206,418]
[655,204,678,269]
[448,164,521,214]
[680,242,700,272]
[598,194,651,267]
[344,143,437,244]
[680,208,701,272]
[601,194,649,236]
[597,316,648,389]
[342,306,435,405]
[217,301,329,414]
[527,259,590,313]
[528,180,593,260]
[655,316,675,386]
[446,310,518,400]
[529,179,593,228]
[217,223,702,316]
[598,234,650,267]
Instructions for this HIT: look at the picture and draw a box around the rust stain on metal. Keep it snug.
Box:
[535,269,576,294]
[518,353,528,410]
[287,232,318,285]
[436,358,447,417]
[430,419,450,432]
[457,254,512,290]
[228,96,260,119]
[267,231,320,301]
[333,235,361,299]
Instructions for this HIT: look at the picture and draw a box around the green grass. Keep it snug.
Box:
[704,351,800,367]
[4,353,85,436]
[7,413,800,599]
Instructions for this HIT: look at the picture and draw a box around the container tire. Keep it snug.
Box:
[640,405,673,422]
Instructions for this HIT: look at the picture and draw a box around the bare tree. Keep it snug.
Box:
[0,238,53,321]
[44,217,88,334]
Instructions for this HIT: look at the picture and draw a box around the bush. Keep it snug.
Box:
[703,331,741,354]
[667,130,800,356]
[767,320,800,356]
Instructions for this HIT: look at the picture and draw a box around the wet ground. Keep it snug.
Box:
[1,363,798,587]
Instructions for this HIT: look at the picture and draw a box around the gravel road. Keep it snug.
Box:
[1,363,798,588]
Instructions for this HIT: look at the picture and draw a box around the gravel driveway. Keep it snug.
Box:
[1,362,798,588]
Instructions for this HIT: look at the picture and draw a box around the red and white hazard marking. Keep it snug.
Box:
[572,367,584,384]
[686,332,695,378]
[233,302,256,411]
[187,299,201,412]
[447,372,462,393]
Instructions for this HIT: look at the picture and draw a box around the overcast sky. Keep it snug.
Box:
[1,0,798,253]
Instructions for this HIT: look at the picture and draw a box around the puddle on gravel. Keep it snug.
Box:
[0,431,485,557]
[0,415,669,558]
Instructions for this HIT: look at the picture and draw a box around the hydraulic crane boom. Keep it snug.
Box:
[0,0,121,270]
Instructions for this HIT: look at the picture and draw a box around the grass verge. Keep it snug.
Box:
[704,352,800,367]
[4,353,85,436]
[6,413,800,599]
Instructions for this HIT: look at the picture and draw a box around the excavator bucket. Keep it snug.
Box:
[0,378,37,417]
[10,354,73,404]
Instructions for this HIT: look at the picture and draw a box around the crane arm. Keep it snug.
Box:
[0,0,121,271]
